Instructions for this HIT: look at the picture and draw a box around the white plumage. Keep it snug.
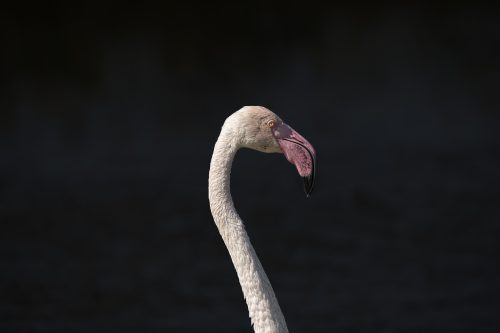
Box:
[208,106,316,333]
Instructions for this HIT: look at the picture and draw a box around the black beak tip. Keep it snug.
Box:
[302,175,314,197]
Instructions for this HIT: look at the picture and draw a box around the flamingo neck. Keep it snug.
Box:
[208,126,289,333]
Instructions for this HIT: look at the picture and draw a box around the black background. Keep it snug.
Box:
[1,2,500,332]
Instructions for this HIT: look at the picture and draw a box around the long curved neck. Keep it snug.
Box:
[208,126,289,333]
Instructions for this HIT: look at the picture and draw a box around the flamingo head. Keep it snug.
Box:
[227,106,316,196]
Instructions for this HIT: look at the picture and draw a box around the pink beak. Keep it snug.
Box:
[271,122,316,196]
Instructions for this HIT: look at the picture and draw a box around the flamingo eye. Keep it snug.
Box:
[267,120,276,128]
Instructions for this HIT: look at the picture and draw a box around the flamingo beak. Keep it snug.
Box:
[271,122,316,197]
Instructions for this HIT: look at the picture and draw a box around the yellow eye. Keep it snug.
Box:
[267,120,276,128]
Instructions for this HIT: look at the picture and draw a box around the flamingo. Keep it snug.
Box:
[208,106,316,333]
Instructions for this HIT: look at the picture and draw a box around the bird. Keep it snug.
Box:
[208,106,316,333]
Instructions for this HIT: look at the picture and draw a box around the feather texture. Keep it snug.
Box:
[208,108,289,333]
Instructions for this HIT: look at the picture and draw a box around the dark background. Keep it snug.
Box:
[1,2,499,332]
